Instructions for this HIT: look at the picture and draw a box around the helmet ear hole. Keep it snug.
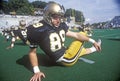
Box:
[43,2,65,26]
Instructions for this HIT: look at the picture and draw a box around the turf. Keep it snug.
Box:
[0,29,120,81]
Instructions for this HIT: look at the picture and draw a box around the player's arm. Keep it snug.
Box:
[66,30,89,42]
[66,30,101,51]
[29,48,45,81]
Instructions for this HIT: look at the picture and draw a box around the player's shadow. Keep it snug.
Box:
[116,72,120,81]
[16,53,60,72]
[107,38,120,41]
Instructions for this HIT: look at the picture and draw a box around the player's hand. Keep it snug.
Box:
[93,41,101,51]
[30,72,45,81]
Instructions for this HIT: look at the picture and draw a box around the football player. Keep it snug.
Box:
[27,2,101,81]
[84,26,93,37]
[7,20,28,49]
[6,25,19,49]
[79,24,93,37]
[18,19,28,44]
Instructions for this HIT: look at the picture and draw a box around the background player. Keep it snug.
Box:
[6,19,28,49]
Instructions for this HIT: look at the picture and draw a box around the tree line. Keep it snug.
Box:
[1,0,85,24]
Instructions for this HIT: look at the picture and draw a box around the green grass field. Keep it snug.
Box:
[0,29,120,81]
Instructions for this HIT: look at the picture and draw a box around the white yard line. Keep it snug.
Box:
[79,57,95,64]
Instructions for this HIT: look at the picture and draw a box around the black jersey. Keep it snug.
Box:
[11,28,27,43]
[17,28,27,43]
[27,20,69,61]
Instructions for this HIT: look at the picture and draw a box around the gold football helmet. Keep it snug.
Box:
[43,2,65,26]
[19,19,26,29]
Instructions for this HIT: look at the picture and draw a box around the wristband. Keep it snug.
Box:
[89,38,95,44]
[33,66,40,73]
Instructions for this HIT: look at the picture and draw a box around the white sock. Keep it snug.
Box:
[97,39,102,46]
[90,46,97,52]
[11,43,14,48]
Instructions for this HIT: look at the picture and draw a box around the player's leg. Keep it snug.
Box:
[56,31,87,66]
[6,37,16,49]
[57,39,101,66]
[4,33,8,42]
[56,40,84,66]
[78,39,101,57]
[85,39,101,54]
[6,35,10,41]
[56,32,101,66]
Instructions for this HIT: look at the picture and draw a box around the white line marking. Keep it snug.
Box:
[79,57,95,64]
